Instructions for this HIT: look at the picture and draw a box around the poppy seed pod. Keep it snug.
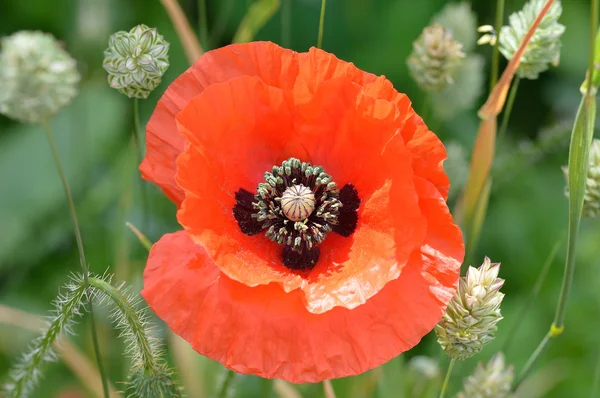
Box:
[407,24,465,93]
[499,0,565,80]
[103,24,169,99]
[435,257,505,360]
[0,31,80,124]
[457,353,514,398]
[563,138,600,218]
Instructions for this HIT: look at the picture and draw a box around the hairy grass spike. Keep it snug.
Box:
[4,275,87,397]
[87,274,181,397]
[4,273,181,397]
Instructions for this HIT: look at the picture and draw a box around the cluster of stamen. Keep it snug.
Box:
[254,158,342,254]
[233,158,360,271]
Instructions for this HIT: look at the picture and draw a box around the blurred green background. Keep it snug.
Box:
[0,0,598,397]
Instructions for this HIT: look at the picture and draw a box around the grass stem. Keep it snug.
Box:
[43,121,109,398]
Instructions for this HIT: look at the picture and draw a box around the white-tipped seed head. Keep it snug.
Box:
[103,24,169,99]
[498,0,565,80]
[0,31,80,124]
[457,353,514,398]
[435,257,505,360]
[407,24,465,93]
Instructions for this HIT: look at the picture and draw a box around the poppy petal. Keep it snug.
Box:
[140,42,299,206]
[176,75,427,314]
[362,76,450,199]
[141,177,461,383]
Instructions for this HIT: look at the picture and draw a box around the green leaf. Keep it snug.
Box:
[556,93,596,327]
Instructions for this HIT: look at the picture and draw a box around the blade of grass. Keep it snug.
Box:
[514,87,597,392]
[160,0,204,64]
[317,0,327,49]
[479,0,555,119]
[233,0,280,43]
[43,122,109,398]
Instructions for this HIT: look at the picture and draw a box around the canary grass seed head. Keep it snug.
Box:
[0,31,80,124]
[498,0,565,80]
[407,24,465,93]
[103,24,169,99]
[457,353,514,398]
[435,257,505,360]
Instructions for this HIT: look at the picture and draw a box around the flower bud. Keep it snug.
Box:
[0,31,80,124]
[103,24,169,99]
[457,353,514,398]
[563,138,600,218]
[407,24,465,93]
[498,0,565,80]
[435,257,505,360]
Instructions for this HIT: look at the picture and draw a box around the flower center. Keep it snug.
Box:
[233,158,360,271]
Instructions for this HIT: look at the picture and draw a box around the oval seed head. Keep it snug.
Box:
[435,257,505,360]
[498,0,565,80]
[407,24,465,93]
[457,353,514,398]
[563,138,600,218]
[281,184,316,222]
[103,24,169,99]
[0,31,80,124]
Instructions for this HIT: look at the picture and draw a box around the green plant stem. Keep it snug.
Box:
[126,222,153,252]
[218,370,236,398]
[281,0,291,48]
[439,359,455,398]
[503,231,564,354]
[587,0,599,94]
[261,378,273,398]
[514,0,599,384]
[490,0,505,91]
[514,331,551,391]
[497,76,521,152]
[317,0,327,49]
[42,122,110,398]
[592,342,600,398]
[198,0,209,49]
[132,99,149,234]
[132,98,142,161]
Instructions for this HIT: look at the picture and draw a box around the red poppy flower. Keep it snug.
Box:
[140,41,464,383]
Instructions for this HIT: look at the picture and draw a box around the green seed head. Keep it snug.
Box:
[435,257,505,360]
[103,24,170,99]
